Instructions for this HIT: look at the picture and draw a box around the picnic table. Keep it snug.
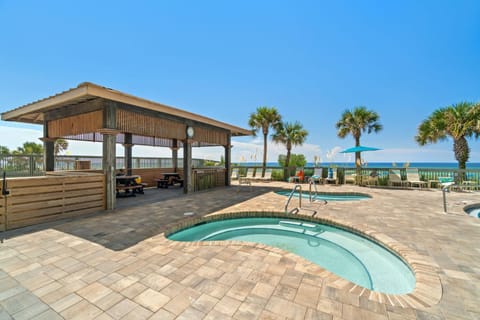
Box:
[116,175,146,197]
[155,173,184,188]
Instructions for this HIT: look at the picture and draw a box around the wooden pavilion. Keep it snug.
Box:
[1,82,251,209]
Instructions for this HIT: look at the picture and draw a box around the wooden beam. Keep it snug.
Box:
[2,85,89,121]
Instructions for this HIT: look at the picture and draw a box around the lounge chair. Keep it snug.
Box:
[245,168,255,179]
[239,168,254,185]
[310,168,324,184]
[344,172,356,184]
[289,168,304,183]
[388,170,408,187]
[406,169,427,188]
[366,175,379,186]
[325,168,338,184]
[231,168,239,180]
[257,168,273,181]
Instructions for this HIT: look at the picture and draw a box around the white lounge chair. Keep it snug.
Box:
[325,168,338,184]
[239,168,255,185]
[388,170,408,187]
[406,169,427,188]
[231,168,239,180]
[310,168,324,184]
[344,172,356,184]
[257,168,273,181]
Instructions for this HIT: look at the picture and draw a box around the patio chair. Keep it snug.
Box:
[245,168,255,179]
[289,168,304,183]
[239,168,255,185]
[325,168,338,184]
[365,170,379,186]
[310,168,324,184]
[406,169,427,188]
[344,172,356,184]
[231,168,239,180]
[388,170,408,187]
[257,168,273,181]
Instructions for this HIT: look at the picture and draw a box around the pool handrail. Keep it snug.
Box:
[285,184,302,214]
[308,178,327,205]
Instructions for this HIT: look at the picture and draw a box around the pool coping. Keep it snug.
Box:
[163,210,442,309]
[463,202,480,216]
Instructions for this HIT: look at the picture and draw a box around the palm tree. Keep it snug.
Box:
[272,121,308,178]
[54,139,69,155]
[13,142,44,154]
[248,106,282,176]
[0,146,10,155]
[416,102,480,170]
[336,106,382,170]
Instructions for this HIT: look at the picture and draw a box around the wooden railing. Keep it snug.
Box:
[0,172,105,231]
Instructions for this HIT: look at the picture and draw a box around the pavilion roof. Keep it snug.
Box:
[1,82,251,137]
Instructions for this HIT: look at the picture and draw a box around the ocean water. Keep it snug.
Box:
[236,162,480,169]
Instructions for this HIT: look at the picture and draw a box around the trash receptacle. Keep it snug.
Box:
[75,160,91,170]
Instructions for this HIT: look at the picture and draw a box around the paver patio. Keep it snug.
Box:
[1,182,479,319]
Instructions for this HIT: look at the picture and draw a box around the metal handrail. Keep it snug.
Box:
[442,183,454,212]
[308,178,317,202]
[285,184,302,214]
[308,178,328,204]
[442,182,480,213]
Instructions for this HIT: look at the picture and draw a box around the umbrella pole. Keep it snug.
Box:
[355,152,362,184]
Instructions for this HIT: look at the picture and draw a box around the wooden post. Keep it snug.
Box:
[42,120,55,172]
[102,102,118,210]
[225,134,231,186]
[172,139,178,172]
[124,133,133,176]
[183,140,193,194]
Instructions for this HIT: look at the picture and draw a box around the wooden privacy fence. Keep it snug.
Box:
[0,172,105,231]
[193,168,226,192]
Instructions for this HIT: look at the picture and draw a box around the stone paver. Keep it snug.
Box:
[0,182,479,319]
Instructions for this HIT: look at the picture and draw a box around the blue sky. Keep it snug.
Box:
[1,0,479,163]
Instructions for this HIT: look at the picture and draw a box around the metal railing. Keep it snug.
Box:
[0,154,210,177]
[232,164,480,186]
[442,182,480,213]
[285,183,322,215]
[308,178,327,204]
[285,184,302,214]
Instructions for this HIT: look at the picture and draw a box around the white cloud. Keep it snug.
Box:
[0,125,43,150]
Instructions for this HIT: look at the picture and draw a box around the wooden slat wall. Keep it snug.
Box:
[194,126,228,146]
[192,168,226,192]
[2,173,105,230]
[216,169,226,186]
[117,109,185,140]
[48,110,103,138]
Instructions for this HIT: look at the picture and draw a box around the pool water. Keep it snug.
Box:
[275,190,370,201]
[168,217,415,294]
[465,207,480,218]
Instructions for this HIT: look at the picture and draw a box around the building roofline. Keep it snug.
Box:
[1,82,252,136]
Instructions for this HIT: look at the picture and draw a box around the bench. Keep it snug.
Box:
[155,178,183,188]
[173,178,184,187]
[155,178,170,188]
[116,184,145,197]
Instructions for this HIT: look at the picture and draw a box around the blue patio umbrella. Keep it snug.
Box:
[340,145,381,153]
[340,145,382,169]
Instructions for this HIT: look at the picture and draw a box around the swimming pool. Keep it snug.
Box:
[275,190,370,201]
[464,204,480,218]
[168,216,415,294]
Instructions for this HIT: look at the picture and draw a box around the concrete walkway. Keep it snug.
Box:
[1,182,479,319]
